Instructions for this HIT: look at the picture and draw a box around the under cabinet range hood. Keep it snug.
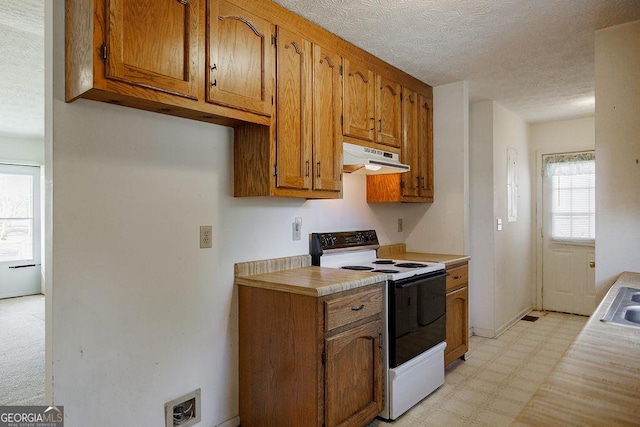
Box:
[342,142,410,175]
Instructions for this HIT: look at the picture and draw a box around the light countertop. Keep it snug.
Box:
[515,271,640,425]
[235,265,386,297]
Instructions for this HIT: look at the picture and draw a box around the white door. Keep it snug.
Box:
[0,164,41,298]
[542,152,595,316]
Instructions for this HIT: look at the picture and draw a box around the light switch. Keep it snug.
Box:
[292,217,302,241]
[497,218,503,231]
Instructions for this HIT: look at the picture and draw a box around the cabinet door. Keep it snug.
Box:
[342,59,375,142]
[207,0,274,116]
[445,286,468,366]
[275,27,312,190]
[325,320,383,427]
[376,75,402,148]
[312,45,342,193]
[417,95,434,199]
[401,87,420,198]
[106,0,200,99]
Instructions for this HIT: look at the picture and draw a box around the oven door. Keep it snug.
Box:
[388,270,447,368]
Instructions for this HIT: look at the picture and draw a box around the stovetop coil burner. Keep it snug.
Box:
[394,262,428,269]
[372,269,400,273]
[341,266,374,271]
[372,260,395,265]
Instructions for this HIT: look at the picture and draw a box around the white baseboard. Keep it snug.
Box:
[495,305,533,337]
[216,416,240,427]
[471,305,533,339]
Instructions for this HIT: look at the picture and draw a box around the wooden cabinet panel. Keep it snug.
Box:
[417,95,434,200]
[312,44,342,193]
[324,286,383,332]
[105,0,200,99]
[446,265,468,292]
[325,320,384,427]
[239,282,383,426]
[207,0,274,116]
[445,285,469,366]
[343,58,376,142]
[275,26,312,190]
[376,75,402,148]
[366,89,433,203]
[401,87,420,198]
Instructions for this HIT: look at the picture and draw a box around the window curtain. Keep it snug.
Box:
[543,151,595,177]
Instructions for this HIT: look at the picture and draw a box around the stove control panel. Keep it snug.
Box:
[310,230,380,263]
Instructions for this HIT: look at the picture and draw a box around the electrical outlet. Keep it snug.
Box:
[200,226,212,248]
[165,389,201,427]
[398,218,403,232]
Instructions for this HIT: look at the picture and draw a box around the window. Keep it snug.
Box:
[0,164,40,263]
[543,152,595,242]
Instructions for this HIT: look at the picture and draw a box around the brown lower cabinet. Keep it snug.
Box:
[238,283,384,427]
[445,263,469,366]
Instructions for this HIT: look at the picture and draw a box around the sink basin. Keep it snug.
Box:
[601,287,640,328]
[624,306,640,324]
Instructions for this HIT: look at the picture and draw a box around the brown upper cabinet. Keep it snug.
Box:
[105,0,200,99]
[66,0,433,200]
[343,59,402,149]
[66,0,270,127]
[233,27,342,198]
[366,88,433,203]
[207,0,274,116]
[401,90,434,201]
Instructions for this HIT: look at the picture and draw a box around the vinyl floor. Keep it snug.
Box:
[368,311,588,427]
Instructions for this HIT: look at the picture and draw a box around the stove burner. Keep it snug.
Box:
[341,266,374,271]
[372,260,395,265]
[372,269,400,273]
[394,262,428,268]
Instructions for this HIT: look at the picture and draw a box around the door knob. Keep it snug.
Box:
[589,261,595,268]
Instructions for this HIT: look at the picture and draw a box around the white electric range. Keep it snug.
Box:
[310,230,447,420]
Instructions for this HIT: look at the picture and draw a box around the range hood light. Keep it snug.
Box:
[342,142,410,175]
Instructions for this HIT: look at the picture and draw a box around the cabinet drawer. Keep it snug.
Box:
[325,287,383,331]
[446,265,468,292]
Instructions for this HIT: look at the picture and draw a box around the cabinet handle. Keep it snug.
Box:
[416,177,420,188]
[421,177,426,189]
[379,333,383,349]
[211,79,217,87]
[317,161,321,178]
[453,275,461,280]
[370,117,375,131]
[305,160,309,177]
[177,0,189,4]
[351,304,365,311]
[378,119,382,132]
[211,63,217,71]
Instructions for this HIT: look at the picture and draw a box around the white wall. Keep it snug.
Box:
[595,20,640,303]
[469,101,532,337]
[492,103,531,332]
[50,3,404,426]
[529,117,595,308]
[405,81,469,255]
[0,134,44,165]
[469,101,496,335]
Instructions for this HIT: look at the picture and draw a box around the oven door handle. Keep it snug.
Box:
[394,271,448,288]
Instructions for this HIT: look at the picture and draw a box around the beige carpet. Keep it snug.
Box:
[0,294,45,405]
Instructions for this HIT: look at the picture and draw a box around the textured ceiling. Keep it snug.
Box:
[0,0,44,138]
[273,0,640,123]
[1,1,640,138]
